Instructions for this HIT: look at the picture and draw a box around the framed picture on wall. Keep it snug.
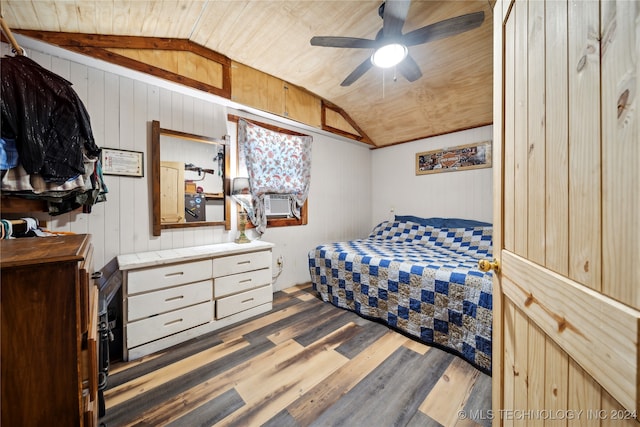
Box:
[415,141,492,175]
[101,148,144,177]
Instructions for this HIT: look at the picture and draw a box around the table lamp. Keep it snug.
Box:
[231,177,252,244]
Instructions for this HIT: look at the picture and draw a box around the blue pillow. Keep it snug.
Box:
[395,215,445,228]
[395,215,491,229]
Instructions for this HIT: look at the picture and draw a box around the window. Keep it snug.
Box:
[229,115,310,232]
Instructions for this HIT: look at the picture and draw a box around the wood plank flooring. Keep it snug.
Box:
[101,284,491,427]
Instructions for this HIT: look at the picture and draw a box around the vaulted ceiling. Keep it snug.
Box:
[1,1,494,147]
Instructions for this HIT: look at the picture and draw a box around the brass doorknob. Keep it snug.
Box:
[478,259,500,273]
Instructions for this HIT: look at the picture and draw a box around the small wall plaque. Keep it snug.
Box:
[101,148,144,177]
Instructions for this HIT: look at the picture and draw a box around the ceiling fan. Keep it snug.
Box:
[310,0,484,87]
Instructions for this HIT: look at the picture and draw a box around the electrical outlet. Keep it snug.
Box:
[277,255,284,268]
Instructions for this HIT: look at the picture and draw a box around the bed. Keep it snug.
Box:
[308,216,493,374]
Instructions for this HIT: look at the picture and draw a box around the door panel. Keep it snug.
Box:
[567,0,601,291]
[544,0,569,277]
[502,6,516,254]
[544,338,569,427]
[160,161,185,223]
[494,0,640,424]
[526,0,546,265]
[601,0,640,307]
[501,298,638,426]
[502,251,639,412]
[502,301,516,427]
[513,0,528,257]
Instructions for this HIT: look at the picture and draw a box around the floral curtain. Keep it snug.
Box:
[238,119,312,234]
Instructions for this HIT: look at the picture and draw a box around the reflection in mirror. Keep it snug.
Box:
[151,120,229,236]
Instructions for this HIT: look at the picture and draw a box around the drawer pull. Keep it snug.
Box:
[164,271,185,278]
[241,298,254,304]
[165,295,184,302]
[239,279,252,284]
[237,260,251,265]
[164,318,183,326]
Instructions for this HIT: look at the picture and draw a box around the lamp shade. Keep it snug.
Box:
[230,177,253,217]
[231,177,250,195]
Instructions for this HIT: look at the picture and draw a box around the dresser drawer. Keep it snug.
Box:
[127,302,212,348]
[214,268,271,298]
[127,259,212,294]
[212,250,271,277]
[216,285,272,319]
[128,279,212,322]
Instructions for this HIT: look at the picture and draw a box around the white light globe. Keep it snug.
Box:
[371,43,408,68]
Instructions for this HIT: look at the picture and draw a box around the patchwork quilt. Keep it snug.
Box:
[308,219,493,373]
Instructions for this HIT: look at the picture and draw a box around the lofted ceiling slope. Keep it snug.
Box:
[1,0,494,147]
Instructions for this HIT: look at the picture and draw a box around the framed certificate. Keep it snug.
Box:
[101,148,144,177]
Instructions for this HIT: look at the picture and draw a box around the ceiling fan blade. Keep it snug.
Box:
[397,53,422,82]
[383,0,411,37]
[402,11,485,46]
[310,36,378,49]
[341,57,374,87]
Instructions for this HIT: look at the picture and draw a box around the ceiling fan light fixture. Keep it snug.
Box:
[371,43,408,68]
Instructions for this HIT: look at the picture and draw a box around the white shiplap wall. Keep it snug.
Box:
[2,38,493,291]
[2,39,375,290]
[25,48,235,264]
[371,126,494,227]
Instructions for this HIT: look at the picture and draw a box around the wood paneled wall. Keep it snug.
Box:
[14,31,372,145]
[28,47,233,265]
[107,47,225,90]
[230,62,322,129]
[0,40,376,289]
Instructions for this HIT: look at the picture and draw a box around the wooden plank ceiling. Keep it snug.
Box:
[1,1,494,147]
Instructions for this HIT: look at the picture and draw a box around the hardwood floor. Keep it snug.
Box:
[102,284,491,427]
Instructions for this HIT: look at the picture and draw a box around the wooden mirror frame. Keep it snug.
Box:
[151,120,231,236]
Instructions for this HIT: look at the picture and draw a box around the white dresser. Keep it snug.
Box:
[117,240,274,360]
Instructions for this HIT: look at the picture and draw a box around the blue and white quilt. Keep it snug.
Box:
[308,218,493,373]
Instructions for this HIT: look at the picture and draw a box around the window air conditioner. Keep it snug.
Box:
[264,194,294,218]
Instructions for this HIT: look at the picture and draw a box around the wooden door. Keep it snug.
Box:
[493,0,640,425]
[160,161,185,223]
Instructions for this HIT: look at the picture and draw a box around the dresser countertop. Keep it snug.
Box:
[0,234,91,268]
[117,240,274,271]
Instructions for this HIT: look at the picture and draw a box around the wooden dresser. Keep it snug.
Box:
[117,240,274,360]
[0,234,99,427]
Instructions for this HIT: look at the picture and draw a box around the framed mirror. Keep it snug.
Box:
[151,120,230,236]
